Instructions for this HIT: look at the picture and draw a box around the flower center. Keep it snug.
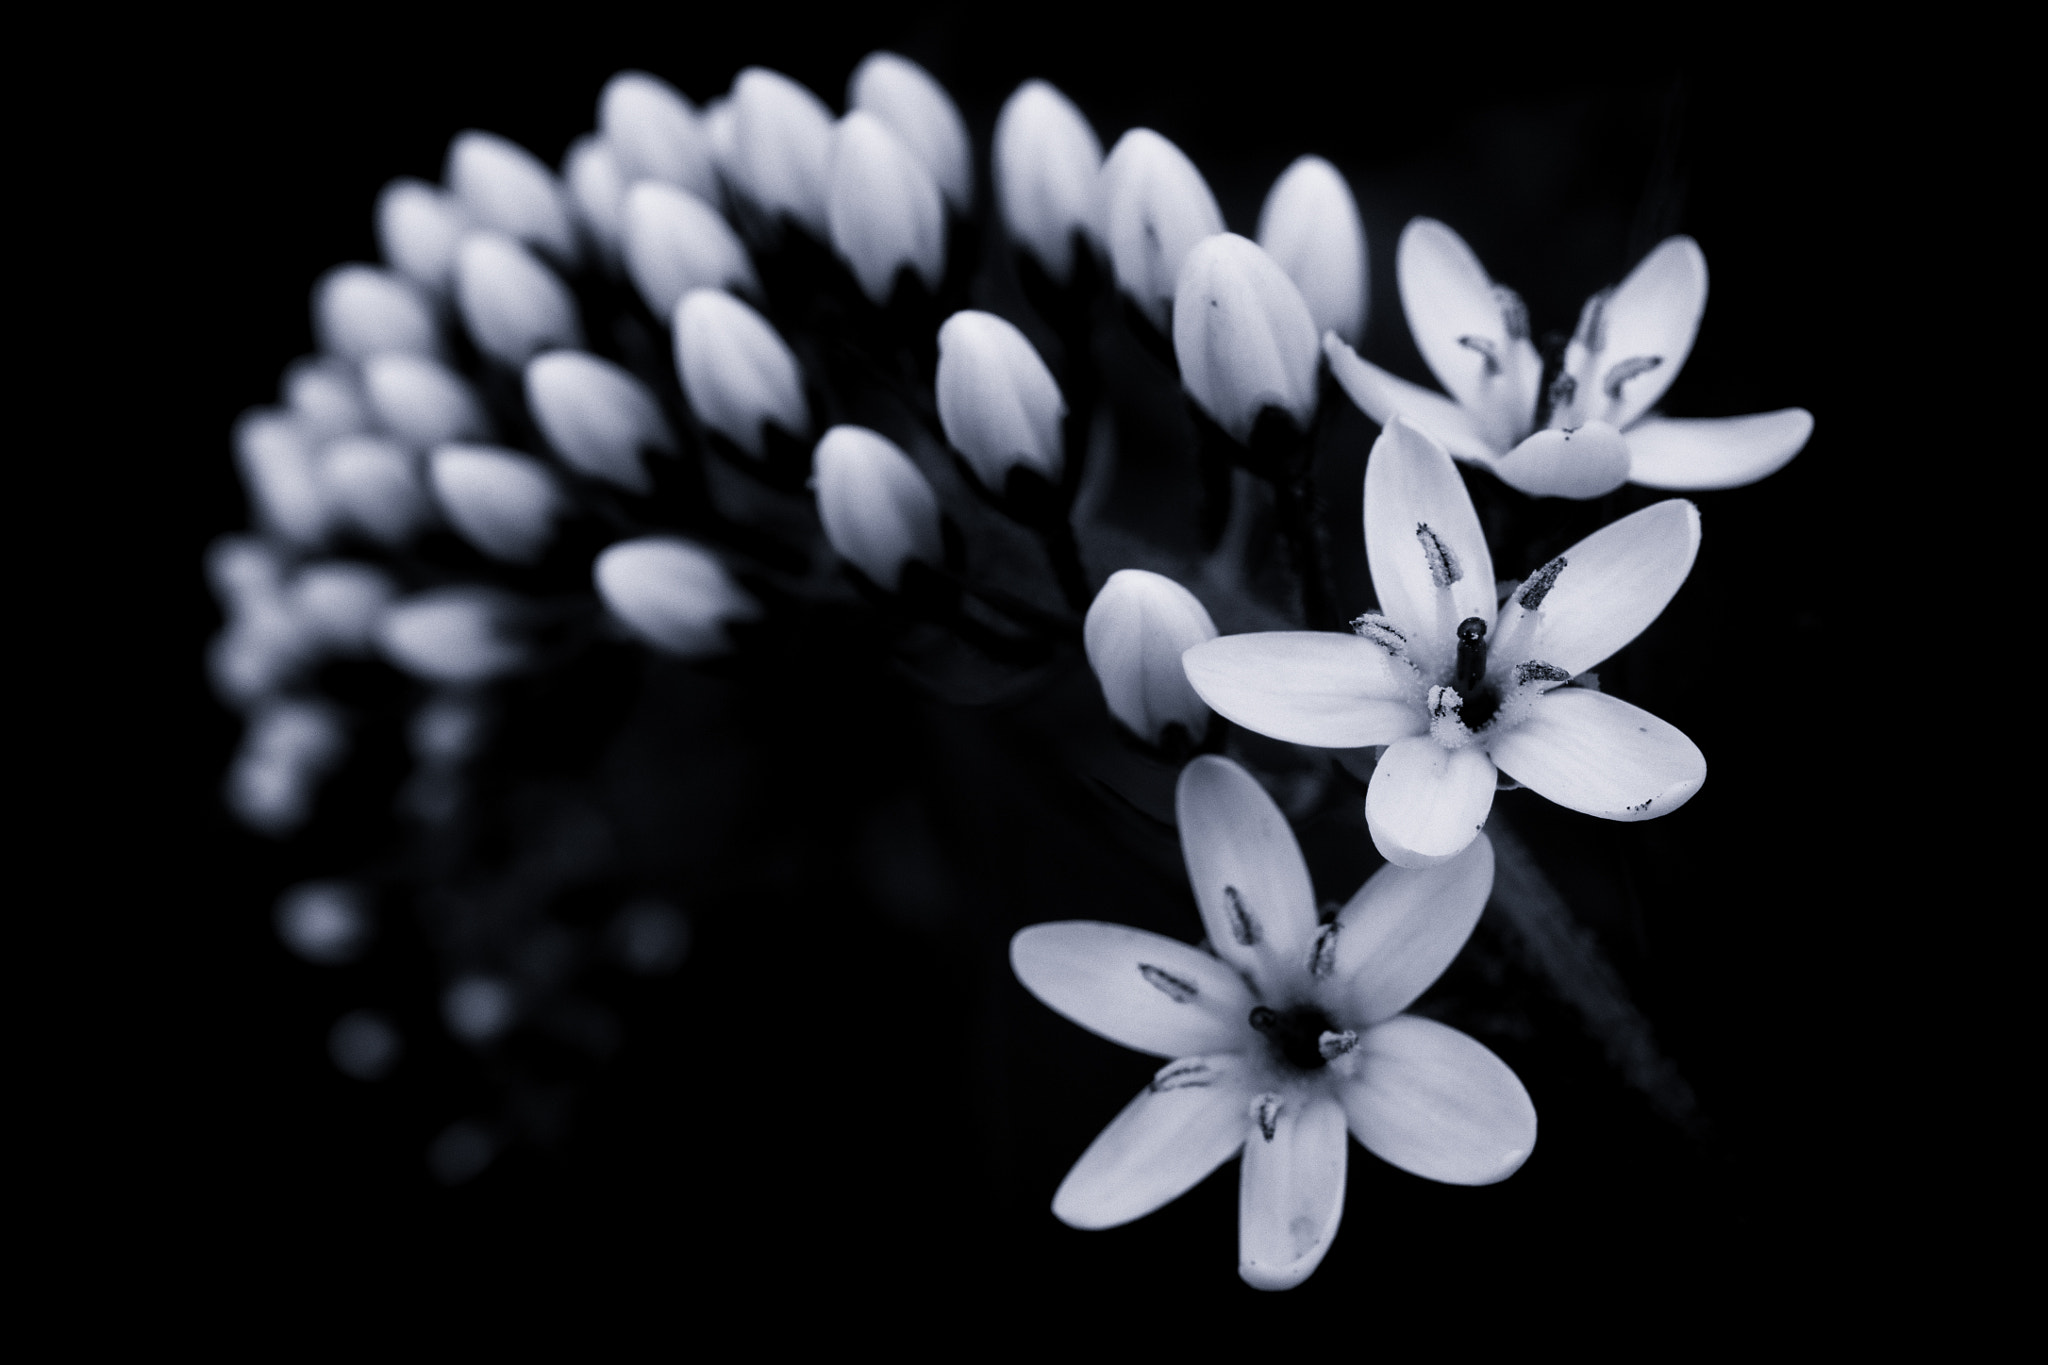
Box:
[1249,1004,1341,1071]
[1450,616,1500,729]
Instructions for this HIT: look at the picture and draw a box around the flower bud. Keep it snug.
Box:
[361,353,490,448]
[622,181,758,318]
[848,52,971,213]
[673,288,809,457]
[524,349,675,494]
[813,425,943,589]
[827,111,946,304]
[563,133,629,266]
[283,357,371,444]
[376,177,469,295]
[599,70,720,203]
[727,67,836,239]
[226,698,347,835]
[319,435,435,544]
[275,880,374,965]
[206,534,290,616]
[993,80,1103,284]
[1083,569,1218,744]
[453,232,584,368]
[445,129,580,265]
[594,536,760,657]
[234,409,332,545]
[1256,155,1369,346]
[289,561,399,654]
[313,265,438,363]
[429,443,566,563]
[1173,234,1321,442]
[377,586,528,684]
[704,96,739,178]
[208,594,311,707]
[934,310,1065,487]
[1101,129,1224,331]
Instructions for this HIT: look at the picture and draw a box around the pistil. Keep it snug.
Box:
[1249,1003,1341,1071]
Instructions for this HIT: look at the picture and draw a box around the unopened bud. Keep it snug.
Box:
[622,181,758,318]
[234,409,332,545]
[376,177,469,295]
[361,353,490,448]
[827,112,946,304]
[453,232,584,368]
[813,425,943,589]
[1256,155,1369,346]
[727,67,836,238]
[289,561,399,653]
[594,536,760,657]
[313,265,438,363]
[226,698,347,835]
[673,288,809,457]
[1173,234,1321,443]
[283,357,371,444]
[599,70,719,202]
[848,52,971,213]
[319,435,434,544]
[444,975,518,1044]
[206,535,290,616]
[934,310,1065,487]
[1101,129,1224,331]
[429,444,566,563]
[563,134,629,266]
[1083,569,1218,743]
[523,350,675,494]
[208,596,310,707]
[377,587,528,684]
[445,130,579,265]
[993,81,1103,284]
[275,880,374,965]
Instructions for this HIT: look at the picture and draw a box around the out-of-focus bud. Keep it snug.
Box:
[813,425,943,589]
[934,310,1065,487]
[361,354,490,448]
[313,265,438,364]
[610,899,692,974]
[289,561,399,654]
[429,444,566,563]
[444,975,518,1044]
[376,178,470,295]
[524,350,675,494]
[234,410,333,546]
[599,70,719,202]
[283,357,371,444]
[275,880,375,965]
[673,288,809,457]
[622,181,758,318]
[411,691,489,766]
[330,1010,403,1081]
[208,589,311,708]
[848,52,971,213]
[1173,234,1321,442]
[445,130,580,265]
[704,96,738,177]
[827,112,946,304]
[319,435,435,544]
[453,232,584,368]
[1083,569,1219,744]
[1101,129,1225,331]
[563,134,629,266]
[1256,155,1369,346]
[994,81,1103,284]
[378,587,528,684]
[226,698,347,835]
[727,67,836,238]
[594,536,760,656]
[206,535,289,615]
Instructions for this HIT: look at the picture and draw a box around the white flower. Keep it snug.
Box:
[1011,755,1533,1290]
[428,443,567,563]
[621,181,759,318]
[361,353,491,448]
[594,536,760,656]
[726,67,837,239]
[445,130,580,265]
[599,70,719,204]
[1100,128,1224,331]
[1184,417,1707,868]
[826,111,946,304]
[1256,155,1368,346]
[313,265,438,364]
[1172,234,1321,443]
[847,52,972,213]
[1327,219,1813,498]
[992,80,1103,284]
[934,310,1065,487]
[813,425,943,590]
[452,232,584,368]
[524,349,676,494]
[1082,569,1218,744]
[673,288,810,457]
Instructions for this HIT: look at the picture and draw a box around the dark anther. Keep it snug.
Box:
[1455,617,1488,695]
[1457,335,1502,376]
[1517,556,1566,610]
[1247,1004,1340,1071]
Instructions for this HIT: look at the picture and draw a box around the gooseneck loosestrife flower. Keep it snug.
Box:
[1184,416,1707,868]
[1012,756,1534,1290]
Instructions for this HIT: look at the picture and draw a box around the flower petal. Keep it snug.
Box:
[1394,219,1539,450]
[1052,1054,1256,1230]
[1363,418,1496,655]
[1010,922,1257,1059]
[1181,632,1422,749]
[1492,421,1632,500]
[1363,737,1496,869]
[1177,756,1320,999]
[1624,410,1814,490]
[1238,1091,1348,1290]
[1516,498,1699,676]
[1488,688,1704,822]
[1322,335,1497,461]
[1341,1014,1534,1185]
[1325,833,1493,1026]
[1569,236,1707,431]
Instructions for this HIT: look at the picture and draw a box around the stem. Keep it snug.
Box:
[1271,467,1339,631]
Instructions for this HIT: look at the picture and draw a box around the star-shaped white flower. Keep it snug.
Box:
[1325,218,1813,499]
[1184,416,1706,868]
[1012,756,1533,1290]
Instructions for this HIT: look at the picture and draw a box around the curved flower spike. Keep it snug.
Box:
[594,536,761,657]
[314,265,438,364]
[453,233,584,368]
[673,288,810,458]
[993,80,1103,284]
[1083,569,1217,745]
[1256,156,1369,346]
[1101,128,1224,332]
[1184,417,1706,868]
[1011,755,1533,1290]
[826,111,946,305]
[1173,234,1321,443]
[524,350,676,494]
[599,71,719,204]
[813,425,943,590]
[848,52,972,213]
[375,180,469,297]
[727,67,836,239]
[621,181,759,319]
[934,310,1066,486]
[1326,219,1812,498]
[445,130,580,266]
